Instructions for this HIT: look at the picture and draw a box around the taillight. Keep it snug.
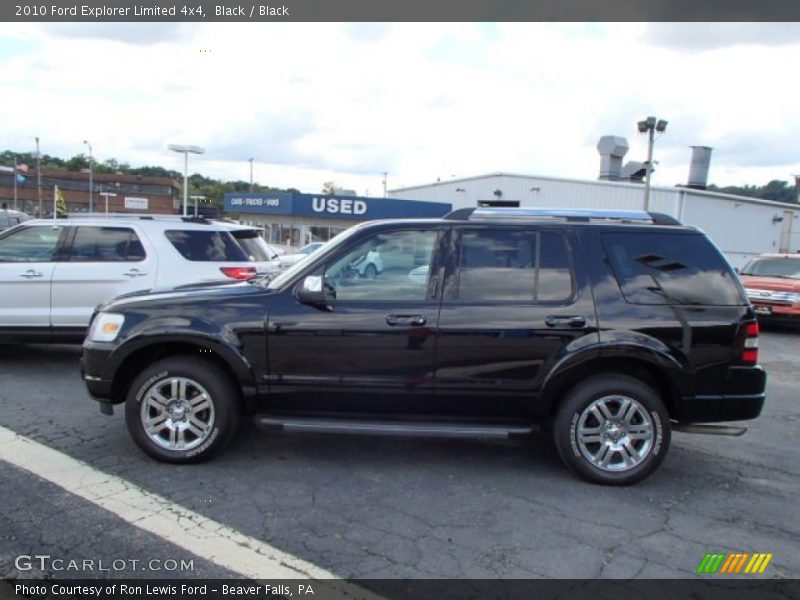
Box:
[741,321,759,365]
[220,266,257,280]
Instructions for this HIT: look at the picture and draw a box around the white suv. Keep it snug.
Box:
[0,215,276,343]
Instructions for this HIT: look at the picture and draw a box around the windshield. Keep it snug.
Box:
[267,224,363,289]
[301,243,322,254]
[740,257,800,279]
[231,230,274,261]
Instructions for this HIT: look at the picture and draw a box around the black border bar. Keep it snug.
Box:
[4,0,800,22]
[4,579,800,600]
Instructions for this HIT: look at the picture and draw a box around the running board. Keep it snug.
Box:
[254,415,536,438]
[672,423,748,436]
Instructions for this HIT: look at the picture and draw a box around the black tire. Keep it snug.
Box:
[363,263,378,280]
[124,356,240,464]
[553,374,670,485]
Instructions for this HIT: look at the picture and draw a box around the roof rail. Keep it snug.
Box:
[62,212,211,224]
[443,207,681,226]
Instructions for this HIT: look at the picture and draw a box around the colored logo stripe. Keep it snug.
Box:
[697,553,726,574]
[697,552,773,575]
[744,553,774,574]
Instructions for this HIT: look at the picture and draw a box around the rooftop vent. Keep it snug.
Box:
[687,146,713,189]
[597,136,629,181]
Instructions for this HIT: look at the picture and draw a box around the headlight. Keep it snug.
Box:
[87,313,125,343]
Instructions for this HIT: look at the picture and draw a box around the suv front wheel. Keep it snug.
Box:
[553,374,670,485]
[124,357,240,463]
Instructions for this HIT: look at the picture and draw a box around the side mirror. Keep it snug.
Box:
[295,275,334,309]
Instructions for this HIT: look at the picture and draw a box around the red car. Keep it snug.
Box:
[739,253,800,324]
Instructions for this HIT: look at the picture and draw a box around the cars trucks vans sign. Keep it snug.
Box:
[224,192,450,221]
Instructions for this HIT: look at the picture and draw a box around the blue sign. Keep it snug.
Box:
[224,192,451,221]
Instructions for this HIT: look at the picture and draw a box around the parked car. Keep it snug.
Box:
[739,253,800,325]
[0,208,30,232]
[0,215,270,343]
[81,207,766,485]
[277,242,324,268]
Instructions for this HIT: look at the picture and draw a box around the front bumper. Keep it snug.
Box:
[750,301,800,325]
[80,342,116,409]
[677,365,767,423]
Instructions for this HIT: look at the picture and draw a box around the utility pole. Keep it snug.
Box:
[84,140,93,213]
[35,137,42,216]
[248,158,254,192]
[13,155,18,211]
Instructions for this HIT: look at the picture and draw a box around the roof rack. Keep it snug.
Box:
[443,207,681,226]
[62,213,212,224]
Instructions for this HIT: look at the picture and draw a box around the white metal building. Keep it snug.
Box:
[388,172,800,269]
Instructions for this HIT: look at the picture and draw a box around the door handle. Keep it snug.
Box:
[19,269,43,279]
[124,269,147,278]
[386,314,427,327]
[545,315,586,328]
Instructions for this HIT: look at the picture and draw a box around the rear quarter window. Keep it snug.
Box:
[165,230,249,262]
[602,232,745,306]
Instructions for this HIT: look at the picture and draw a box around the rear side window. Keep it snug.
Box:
[231,230,272,261]
[165,230,248,262]
[602,232,744,306]
[453,229,573,302]
[67,227,146,262]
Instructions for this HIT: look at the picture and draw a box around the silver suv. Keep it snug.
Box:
[0,214,278,343]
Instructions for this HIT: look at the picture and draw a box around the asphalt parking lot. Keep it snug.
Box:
[0,328,798,580]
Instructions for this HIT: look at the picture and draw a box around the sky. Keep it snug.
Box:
[0,22,798,195]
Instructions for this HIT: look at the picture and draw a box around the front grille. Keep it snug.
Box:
[746,288,796,305]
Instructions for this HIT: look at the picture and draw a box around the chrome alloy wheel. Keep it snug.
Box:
[140,377,216,451]
[576,395,654,472]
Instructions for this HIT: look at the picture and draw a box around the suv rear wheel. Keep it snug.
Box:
[124,357,240,463]
[553,374,670,485]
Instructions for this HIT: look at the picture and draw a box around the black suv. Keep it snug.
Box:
[81,208,766,485]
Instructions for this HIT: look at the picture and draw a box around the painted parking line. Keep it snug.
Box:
[0,424,336,581]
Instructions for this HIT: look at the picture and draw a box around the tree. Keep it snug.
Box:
[707,180,798,204]
[65,154,90,172]
[322,181,336,195]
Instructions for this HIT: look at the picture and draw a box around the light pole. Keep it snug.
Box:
[248,158,254,192]
[189,194,206,217]
[637,116,668,211]
[83,140,93,213]
[99,192,117,214]
[35,136,42,216]
[168,144,205,216]
[13,155,18,210]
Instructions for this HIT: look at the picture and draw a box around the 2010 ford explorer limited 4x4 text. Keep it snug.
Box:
[81,208,767,485]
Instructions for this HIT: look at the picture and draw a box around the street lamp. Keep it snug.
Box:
[83,140,93,213]
[637,116,668,211]
[168,144,205,216]
[189,195,206,217]
[99,191,117,214]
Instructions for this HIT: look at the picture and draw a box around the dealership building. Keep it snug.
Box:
[388,139,800,268]
[224,191,451,247]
